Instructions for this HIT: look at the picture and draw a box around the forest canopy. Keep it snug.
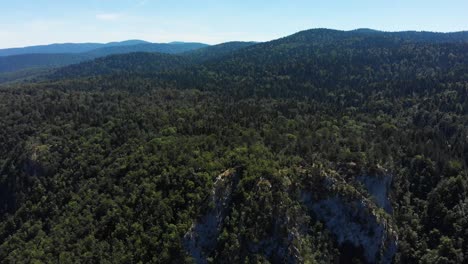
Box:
[0,29,467,264]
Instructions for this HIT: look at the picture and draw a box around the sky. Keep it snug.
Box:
[0,0,467,48]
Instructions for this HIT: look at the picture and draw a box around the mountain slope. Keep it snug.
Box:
[0,53,92,73]
[46,42,255,80]
[0,42,209,75]
[0,68,53,84]
[0,28,468,263]
[49,52,190,79]
[44,29,468,97]
[182,41,257,63]
[352,28,468,43]
[158,29,468,98]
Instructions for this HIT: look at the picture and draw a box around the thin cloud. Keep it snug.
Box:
[96,13,122,21]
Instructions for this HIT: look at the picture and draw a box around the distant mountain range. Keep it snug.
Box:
[0,40,152,57]
[0,40,206,57]
[43,29,468,90]
[0,41,209,74]
[48,41,258,80]
[0,41,257,83]
[1,28,468,81]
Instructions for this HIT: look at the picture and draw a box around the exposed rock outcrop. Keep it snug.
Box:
[185,165,398,263]
[23,144,49,177]
[301,170,398,264]
[184,170,305,264]
[184,168,239,264]
[357,174,393,213]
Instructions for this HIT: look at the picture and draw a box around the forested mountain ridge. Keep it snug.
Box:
[0,28,468,263]
[0,42,209,75]
[0,40,150,57]
[85,42,208,57]
[47,42,257,80]
[280,28,468,44]
[45,29,468,88]
[149,29,468,99]
[351,28,468,43]
[3,28,467,77]
[182,41,258,62]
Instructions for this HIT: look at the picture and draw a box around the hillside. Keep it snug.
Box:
[0,29,467,263]
[46,29,468,86]
[0,68,53,84]
[0,42,209,75]
[182,41,257,62]
[151,29,468,98]
[47,42,256,80]
[0,53,92,73]
[49,52,190,79]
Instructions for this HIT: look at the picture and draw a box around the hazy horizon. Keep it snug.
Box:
[1,0,468,49]
[2,27,468,50]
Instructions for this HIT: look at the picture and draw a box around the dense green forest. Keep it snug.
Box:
[0,29,468,263]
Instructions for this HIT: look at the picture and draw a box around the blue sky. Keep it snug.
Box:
[1,0,467,48]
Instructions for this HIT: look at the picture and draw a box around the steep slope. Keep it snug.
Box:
[300,167,398,264]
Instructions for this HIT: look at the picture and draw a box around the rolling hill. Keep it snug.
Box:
[85,42,208,57]
[147,29,468,98]
[49,52,190,79]
[0,40,150,57]
[45,29,468,92]
[48,41,256,80]
[0,42,209,75]
[0,53,92,73]
[182,41,257,62]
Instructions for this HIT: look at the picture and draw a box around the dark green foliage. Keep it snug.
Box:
[0,29,468,263]
[50,53,191,79]
[0,68,52,84]
[0,53,92,73]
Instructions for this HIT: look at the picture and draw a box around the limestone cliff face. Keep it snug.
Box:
[306,196,397,263]
[23,144,49,177]
[184,169,239,264]
[357,174,393,213]
[301,171,398,264]
[184,170,303,264]
[184,166,397,263]
[0,143,49,214]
